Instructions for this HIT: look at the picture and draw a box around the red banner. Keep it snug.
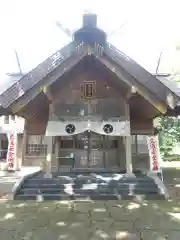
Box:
[6,134,17,170]
[147,136,161,172]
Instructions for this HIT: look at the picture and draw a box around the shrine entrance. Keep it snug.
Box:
[57,131,120,170]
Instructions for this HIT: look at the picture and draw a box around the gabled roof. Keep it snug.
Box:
[0,73,23,95]
[0,43,74,108]
[102,44,180,110]
[156,75,180,97]
[0,14,180,116]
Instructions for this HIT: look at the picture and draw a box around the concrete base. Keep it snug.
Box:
[147,171,169,199]
[44,172,52,178]
[124,172,136,178]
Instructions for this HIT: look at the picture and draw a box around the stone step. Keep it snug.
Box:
[25,177,156,186]
[15,193,72,201]
[22,182,158,192]
[20,184,159,196]
[25,178,73,185]
[15,171,166,201]
[15,192,165,201]
[133,188,159,194]
[27,175,151,180]
[112,181,157,187]
[22,183,66,188]
[19,188,117,195]
[118,178,155,183]
[15,193,120,201]
[21,184,129,191]
[19,188,64,195]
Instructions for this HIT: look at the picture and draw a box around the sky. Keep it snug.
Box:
[0,0,180,77]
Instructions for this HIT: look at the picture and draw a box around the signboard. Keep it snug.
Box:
[6,133,17,171]
[147,136,161,172]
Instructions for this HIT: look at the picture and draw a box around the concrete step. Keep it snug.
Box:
[21,183,129,191]
[15,171,166,201]
[15,192,165,201]
[25,178,73,185]
[15,193,120,200]
[22,183,67,188]
[15,193,72,201]
[19,188,64,195]
[22,182,158,192]
[25,177,156,186]
[19,184,159,196]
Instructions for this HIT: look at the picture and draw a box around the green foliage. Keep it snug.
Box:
[155,116,180,157]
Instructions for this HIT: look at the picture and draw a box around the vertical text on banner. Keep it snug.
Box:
[147,135,161,172]
[6,133,17,171]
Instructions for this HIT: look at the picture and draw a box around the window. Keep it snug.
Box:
[11,115,15,121]
[60,140,74,148]
[82,81,96,99]
[26,144,47,156]
[28,135,44,144]
[4,116,9,124]
[26,135,47,156]
[137,135,147,143]
[60,136,74,149]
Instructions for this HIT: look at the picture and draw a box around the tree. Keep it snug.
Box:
[155,116,180,157]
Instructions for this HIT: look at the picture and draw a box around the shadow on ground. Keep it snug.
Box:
[0,199,180,239]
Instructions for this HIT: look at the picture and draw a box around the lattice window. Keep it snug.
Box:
[80,155,87,165]
[26,135,47,156]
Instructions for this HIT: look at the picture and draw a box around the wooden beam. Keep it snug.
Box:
[42,86,53,102]
[98,56,167,114]
[126,86,137,100]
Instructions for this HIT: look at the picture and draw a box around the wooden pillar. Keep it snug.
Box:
[55,137,59,171]
[118,137,126,170]
[135,135,139,168]
[44,101,53,177]
[44,136,53,178]
[11,133,18,171]
[125,135,133,174]
[15,134,23,170]
[43,87,54,178]
[20,120,28,169]
[135,135,138,157]
[124,101,134,176]
[102,135,106,168]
